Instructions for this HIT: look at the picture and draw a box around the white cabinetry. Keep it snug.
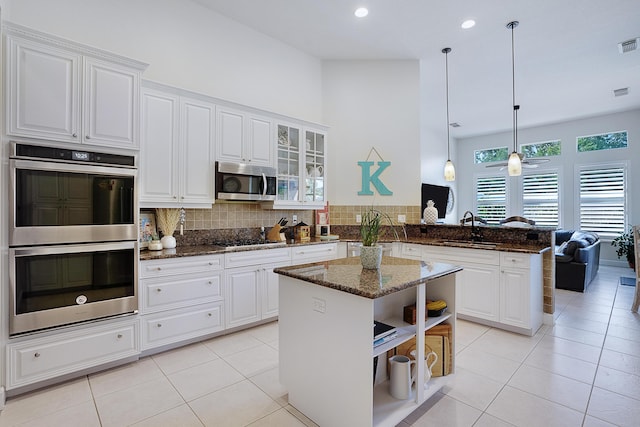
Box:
[139,255,225,351]
[216,106,273,166]
[6,318,138,390]
[225,248,291,328]
[291,242,338,264]
[270,123,327,209]
[5,24,146,149]
[419,244,542,336]
[140,85,215,207]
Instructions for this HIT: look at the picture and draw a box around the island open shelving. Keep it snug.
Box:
[275,256,460,427]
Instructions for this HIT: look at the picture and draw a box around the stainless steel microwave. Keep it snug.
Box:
[215,161,277,201]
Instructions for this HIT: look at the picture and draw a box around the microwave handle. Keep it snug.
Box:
[262,173,267,197]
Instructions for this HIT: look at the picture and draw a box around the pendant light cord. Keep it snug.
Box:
[443,47,452,159]
[509,21,519,154]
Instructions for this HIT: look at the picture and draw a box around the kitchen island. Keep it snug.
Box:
[274,256,461,427]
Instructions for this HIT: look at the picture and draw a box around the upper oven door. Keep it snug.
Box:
[10,158,138,246]
[215,162,277,201]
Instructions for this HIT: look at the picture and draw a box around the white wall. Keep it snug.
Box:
[2,0,323,123]
[322,60,421,206]
[456,108,640,264]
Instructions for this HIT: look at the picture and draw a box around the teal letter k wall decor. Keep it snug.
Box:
[358,161,393,196]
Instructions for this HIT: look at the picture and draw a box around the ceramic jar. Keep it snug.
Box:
[423,200,438,224]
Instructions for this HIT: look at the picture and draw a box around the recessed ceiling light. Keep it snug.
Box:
[354,7,369,18]
[461,19,476,29]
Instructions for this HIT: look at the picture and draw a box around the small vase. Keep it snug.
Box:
[361,245,383,270]
[161,235,176,249]
[423,200,438,225]
[148,240,163,251]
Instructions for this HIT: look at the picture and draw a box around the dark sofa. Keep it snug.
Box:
[555,230,601,292]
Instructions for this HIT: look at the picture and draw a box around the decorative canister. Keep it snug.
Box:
[148,240,163,251]
[160,235,176,249]
[423,200,438,224]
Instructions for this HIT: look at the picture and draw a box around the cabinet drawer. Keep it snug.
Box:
[7,320,138,389]
[141,254,223,278]
[500,252,530,269]
[225,247,291,268]
[141,302,224,350]
[423,245,500,265]
[291,243,337,263]
[141,272,223,313]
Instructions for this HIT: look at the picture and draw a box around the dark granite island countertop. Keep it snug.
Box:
[274,256,462,299]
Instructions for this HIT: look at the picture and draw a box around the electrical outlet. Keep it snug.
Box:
[312,297,326,313]
[292,214,298,223]
[398,214,406,223]
[356,214,362,223]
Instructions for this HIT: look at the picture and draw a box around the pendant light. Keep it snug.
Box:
[506,20,522,176]
[442,47,455,181]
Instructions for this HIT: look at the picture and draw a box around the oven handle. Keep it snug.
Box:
[10,158,137,178]
[11,241,137,257]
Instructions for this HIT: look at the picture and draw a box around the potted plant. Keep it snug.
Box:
[611,228,635,270]
[359,208,398,269]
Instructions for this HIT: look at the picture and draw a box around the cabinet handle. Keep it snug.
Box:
[85,135,90,139]
[207,313,212,317]
[156,267,162,271]
[173,196,177,199]
[157,323,162,328]
[72,133,77,138]
[209,262,214,265]
[208,281,213,285]
[117,334,123,339]
[34,352,41,358]
[156,288,162,292]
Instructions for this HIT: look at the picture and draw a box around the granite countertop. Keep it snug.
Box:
[139,238,337,261]
[402,238,547,254]
[273,256,462,299]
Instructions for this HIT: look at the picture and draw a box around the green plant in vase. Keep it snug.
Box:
[612,228,635,270]
[359,208,398,269]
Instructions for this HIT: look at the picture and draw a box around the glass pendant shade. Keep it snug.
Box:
[444,160,456,181]
[508,151,522,176]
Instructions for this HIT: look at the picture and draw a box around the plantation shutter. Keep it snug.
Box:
[476,176,506,224]
[523,172,559,227]
[579,166,626,238]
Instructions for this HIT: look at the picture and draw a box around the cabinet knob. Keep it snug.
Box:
[156,267,162,271]
[173,196,177,199]
[157,323,162,328]
[208,262,213,265]
[34,352,41,358]
[72,133,77,138]
[85,135,90,140]
[117,334,123,339]
[208,281,212,285]
[207,313,212,317]
[156,288,162,292]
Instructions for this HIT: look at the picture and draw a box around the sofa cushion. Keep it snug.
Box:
[556,230,574,245]
[571,231,599,245]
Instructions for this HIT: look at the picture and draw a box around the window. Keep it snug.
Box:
[577,131,628,152]
[579,165,626,239]
[522,171,559,227]
[476,175,506,224]
[474,147,508,164]
[521,140,561,158]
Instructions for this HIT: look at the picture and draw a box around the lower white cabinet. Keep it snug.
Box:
[417,244,542,336]
[225,248,291,328]
[139,254,225,351]
[291,242,338,264]
[6,319,139,390]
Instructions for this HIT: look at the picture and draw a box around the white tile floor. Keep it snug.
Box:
[1,265,639,426]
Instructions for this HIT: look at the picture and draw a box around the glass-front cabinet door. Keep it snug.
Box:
[304,130,325,203]
[276,124,300,202]
[274,123,327,208]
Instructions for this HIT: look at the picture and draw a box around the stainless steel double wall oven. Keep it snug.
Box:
[9,142,139,335]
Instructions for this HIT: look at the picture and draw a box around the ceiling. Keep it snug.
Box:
[194,0,640,138]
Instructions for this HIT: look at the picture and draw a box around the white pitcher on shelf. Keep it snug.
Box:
[307,165,323,178]
[410,349,438,386]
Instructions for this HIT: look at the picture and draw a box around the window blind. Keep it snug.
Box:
[476,176,506,224]
[579,166,626,238]
[523,172,559,227]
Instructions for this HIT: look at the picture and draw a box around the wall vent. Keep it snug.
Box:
[618,38,639,53]
[614,87,629,97]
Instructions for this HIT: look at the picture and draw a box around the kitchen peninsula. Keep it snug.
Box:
[275,256,461,427]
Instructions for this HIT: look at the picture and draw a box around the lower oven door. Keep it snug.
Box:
[9,241,138,335]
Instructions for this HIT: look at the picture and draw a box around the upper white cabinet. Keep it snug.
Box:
[270,123,327,209]
[140,85,215,207]
[4,23,147,149]
[216,106,273,166]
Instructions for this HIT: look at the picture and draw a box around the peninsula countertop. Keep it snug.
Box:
[273,256,462,299]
